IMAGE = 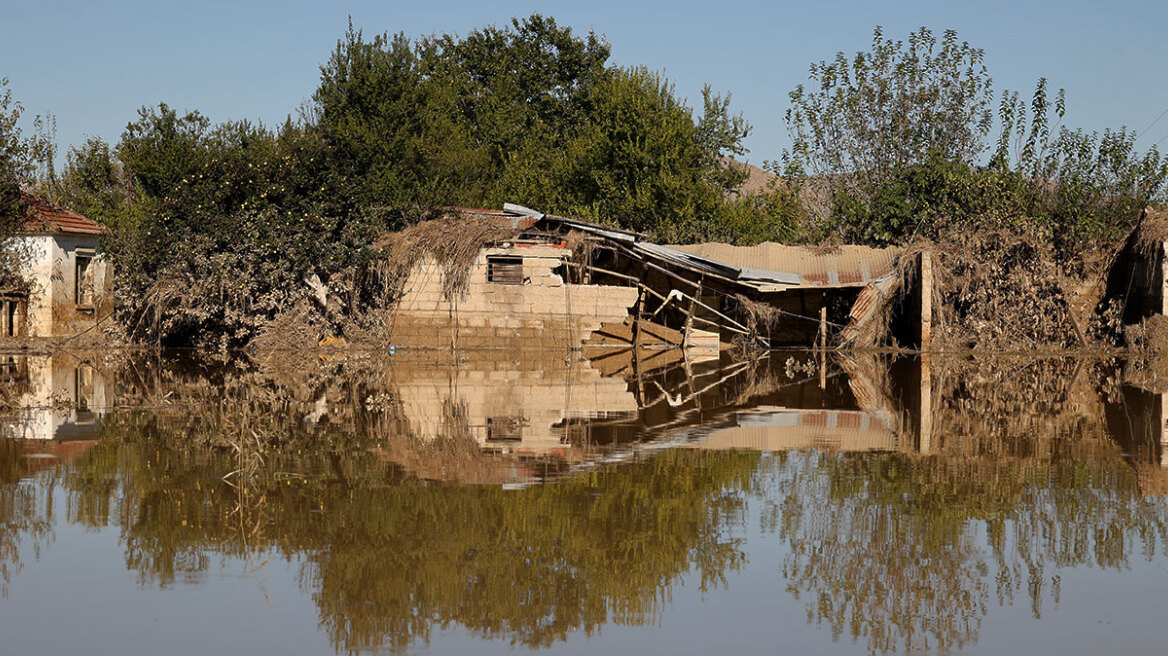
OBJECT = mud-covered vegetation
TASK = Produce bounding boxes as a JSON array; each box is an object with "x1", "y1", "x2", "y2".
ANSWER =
[{"x1": 4, "y1": 21, "x2": 1167, "y2": 349}]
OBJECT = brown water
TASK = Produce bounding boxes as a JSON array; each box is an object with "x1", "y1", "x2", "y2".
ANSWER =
[{"x1": 0, "y1": 349, "x2": 1166, "y2": 655}]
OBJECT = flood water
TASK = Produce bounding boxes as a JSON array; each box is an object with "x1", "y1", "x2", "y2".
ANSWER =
[{"x1": 1, "y1": 348, "x2": 1166, "y2": 655}]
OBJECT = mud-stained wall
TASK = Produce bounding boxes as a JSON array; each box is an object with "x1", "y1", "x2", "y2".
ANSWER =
[
  {"x1": 19, "y1": 235, "x2": 113, "y2": 337},
  {"x1": 391, "y1": 246, "x2": 640, "y2": 349},
  {"x1": 392, "y1": 356, "x2": 638, "y2": 456}
]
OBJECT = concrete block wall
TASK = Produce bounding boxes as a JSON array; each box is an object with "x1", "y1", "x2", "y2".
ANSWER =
[{"x1": 390, "y1": 246, "x2": 639, "y2": 349}]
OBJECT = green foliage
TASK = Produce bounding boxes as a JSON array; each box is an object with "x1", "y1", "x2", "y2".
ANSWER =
[
  {"x1": 50, "y1": 137, "x2": 127, "y2": 225},
  {"x1": 312, "y1": 15, "x2": 751, "y2": 236},
  {"x1": 558, "y1": 68, "x2": 737, "y2": 236},
  {"x1": 784, "y1": 27, "x2": 1168, "y2": 246},
  {"x1": 697, "y1": 180, "x2": 805, "y2": 245},
  {"x1": 104, "y1": 104, "x2": 381, "y2": 346},
  {"x1": 0, "y1": 78, "x2": 58, "y2": 288},
  {"x1": 0, "y1": 79, "x2": 30, "y2": 223},
  {"x1": 1, "y1": 80, "x2": 58, "y2": 229},
  {"x1": 827, "y1": 150, "x2": 1030, "y2": 244},
  {"x1": 786, "y1": 27, "x2": 994, "y2": 182}
]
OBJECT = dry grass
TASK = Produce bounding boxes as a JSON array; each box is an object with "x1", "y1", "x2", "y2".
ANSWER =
[{"x1": 368, "y1": 216, "x2": 525, "y2": 301}]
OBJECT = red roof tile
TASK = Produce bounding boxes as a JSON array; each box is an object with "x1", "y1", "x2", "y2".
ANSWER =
[{"x1": 19, "y1": 193, "x2": 104, "y2": 236}]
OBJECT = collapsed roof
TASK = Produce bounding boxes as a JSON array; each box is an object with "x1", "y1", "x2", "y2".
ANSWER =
[{"x1": 527, "y1": 213, "x2": 900, "y2": 292}]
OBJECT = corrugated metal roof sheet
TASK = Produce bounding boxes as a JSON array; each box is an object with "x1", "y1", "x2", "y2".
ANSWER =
[
  {"x1": 532, "y1": 216, "x2": 802, "y2": 286},
  {"x1": 668, "y1": 242, "x2": 900, "y2": 287},
  {"x1": 537, "y1": 215, "x2": 640, "y2": 243},
  {"x1": 839, "y1": 274, "x2": 898, "y2": 345},
  {"x1": 19, "y1": 194, "x2": 104, "y2": 236}
]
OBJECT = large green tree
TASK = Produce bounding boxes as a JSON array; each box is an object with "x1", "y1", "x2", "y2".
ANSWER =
[
  {"x1": 52, "y1": 14, "x2": 769, "y2": 347},
  {"x1": 312, "y1": 14, "x2": 753, "y2": 234}
]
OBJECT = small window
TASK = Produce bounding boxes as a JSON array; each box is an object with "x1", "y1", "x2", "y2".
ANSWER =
[
  {"x1": 75, "y1": 254, "x2": 95, "y2": 307},
  {"x1": 486, "y1": 416, "x2": 525, "y2": 442},
  {"x1": 487, "y1": 256, "x2": 524, "y2": 285}
]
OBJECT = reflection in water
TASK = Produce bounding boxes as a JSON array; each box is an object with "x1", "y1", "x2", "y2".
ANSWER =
[
  {"x1": 760, "y1": 355, "x2": 1168, "y2": 654},
  {"x1": 767, "y1": 452, "x2": 1168, "y2": 653},
  {"x1": 63, "y1": 440, "x2": 759, "y2": 652},
  {"x1": 0, "y1": 350, "x2": 1167, "y2": 654}
]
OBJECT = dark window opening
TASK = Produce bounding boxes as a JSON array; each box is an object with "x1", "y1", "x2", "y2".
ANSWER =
[
  {"x1": 486, "y1": 416, "x2": 525, "y2": 442},
  {"x1": 1, "y1": 298, "x2": 25, "y2": 337},
  {"x1": 75, "y1": 254, "x2": 95, "y2": 307},
  {"x1": 487, "y1": 256, "x2": 524, "y2": 285}
]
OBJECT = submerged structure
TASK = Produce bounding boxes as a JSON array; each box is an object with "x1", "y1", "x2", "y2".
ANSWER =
[{"x1": 385, "y1": 205, "x2": 931, "y2": 352}]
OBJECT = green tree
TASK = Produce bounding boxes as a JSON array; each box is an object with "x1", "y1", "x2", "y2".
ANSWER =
[
  {"x1": 312, "y1": 15, "x2": 752, "y2": 238},
  {"x1": 784, "y1": 27, "x2": 1168, "y2": 245},
  {"x1": 995, "y1": 80, "x2": 1168, "y2": 239},
  {"x1": 785, "y1": 27, "x2": 993, "y2": 183},
  {"x1": 0, "y1": 78, "x2": 56, "y2": 287},
  {"x1": 49, "y1": 137, "x2": 127, "y2": 225}
]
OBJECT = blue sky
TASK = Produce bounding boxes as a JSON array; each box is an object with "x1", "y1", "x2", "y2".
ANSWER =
[{"x1": 4, "y1": 0, "x2": 1168, "y2": 167}]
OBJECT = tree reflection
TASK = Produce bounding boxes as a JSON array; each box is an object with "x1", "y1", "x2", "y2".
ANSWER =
[
  {"x1": 766, "y1": 451, "x2": 1168, "y2": 654},
  {"x1": 60, "y1": 426, "x2": 759, "y2": 653},
  {"x1": 0, "y1": 440, "x2": 55, "y2": 597}
]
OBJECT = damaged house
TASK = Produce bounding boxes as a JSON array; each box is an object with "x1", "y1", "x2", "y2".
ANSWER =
[
  {"x1": 2, "y1": 194, "x2": 112, "y2": 337},
  {"x1": 385, "y1": 207, "x2": 640, "y2": 350},
  {"x1": 382, "y1": 204, "x2": 930, "y2": 352}
]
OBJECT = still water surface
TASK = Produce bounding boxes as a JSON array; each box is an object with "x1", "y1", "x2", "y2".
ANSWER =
[{"x1": 0, "y1": 349, "x2": 1165, "y2": 655}]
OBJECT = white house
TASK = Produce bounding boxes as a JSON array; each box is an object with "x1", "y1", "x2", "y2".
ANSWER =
[{"x1": 2, "y1": 194, "x2": 112, "y2": 337}]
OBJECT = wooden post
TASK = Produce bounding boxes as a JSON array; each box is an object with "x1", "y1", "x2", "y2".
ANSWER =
[
  {"x1": 1161, "y1": 241, "x2": 1168, "y2": 317},
  {"x1": 818, "y1": 305, "x2": 827, "y2": 352},
  {"x1": 920, "y1": 250, "x2": 933, "y2": 352},
  {"x1": 919, "y1": 353, "x2": 933, "y2": 454},
  {"x1": 682, "y1": 285, "x2": 698, "y2": 349},
  {"x1": 818, "y1": 305, "x2": 827, "y2": 389},
  {"x1": 1160, "y1": 389, "x2": 1168, "y2": 468}
]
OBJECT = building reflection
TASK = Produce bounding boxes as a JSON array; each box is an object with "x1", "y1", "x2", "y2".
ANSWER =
[
  {"x1": 0, "y1": 349, "x2": 1166, "y2": 488},
  {"x1": 0, "y1": 354, "x2": 109, "y2": 484}
]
